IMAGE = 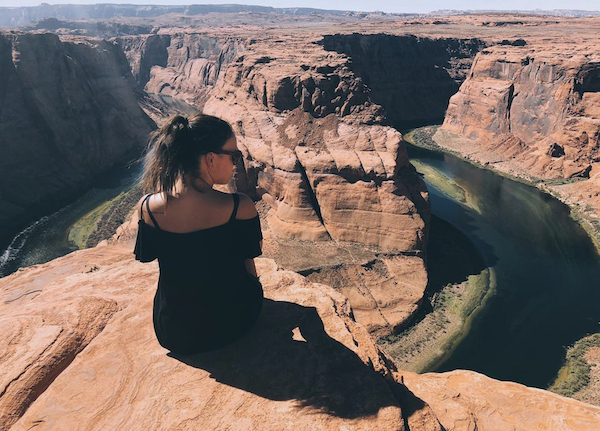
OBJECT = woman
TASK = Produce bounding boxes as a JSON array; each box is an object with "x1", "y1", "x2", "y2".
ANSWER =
[{"x1": 134, "y1": 113, "x2": 263, "y2": 355}]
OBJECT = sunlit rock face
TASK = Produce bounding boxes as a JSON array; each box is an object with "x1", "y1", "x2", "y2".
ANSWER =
[
  {"x1": 118, "y1": 29, "x2": 430, "y2": 335},
  {"x1": 202, "y1": 36, "x2": 429, "y2": 252},
  {"x1": 116, "y1": 32, "x2": 244, "y2": 107},
  {"x1": 1, "y1": 244, "x2": 599, "y2": 431},
  {"x1": 0, "y1": 32, "x2": 154, "y2": 241},
  {"x1": 199, "y1": 35, "x2": 430, "y2": 335},
  {"x1": 442, "y1": 44, "x2": 600, "y2": 180}
]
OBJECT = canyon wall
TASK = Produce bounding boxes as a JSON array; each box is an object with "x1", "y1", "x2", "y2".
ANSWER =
[
  {"x1": 0, "y1": 32, "x2": 154, "y2": 241},
  {"x1": 321, "y1": 34, "x2": 486, "y2": 129},
  {"x1": 202, "y1": 36, "x2": 429, "y2": 249},
  {"x1": 201, "y1": 34, "x2": 430, "y2": 335},
  {"x1": 115, "y1": 32, "x2": 244, "y2": 106},
  {"x1": 442, "y1": 44, "x2": 600, "y2": 180},
  {"x1": 2, "y1": 15, "x2": 600, "y2": 431}
]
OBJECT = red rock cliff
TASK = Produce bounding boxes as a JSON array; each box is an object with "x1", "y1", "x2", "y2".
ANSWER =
[{"x1": 442, "y1": 44, "x2": 600, "y2": 179}]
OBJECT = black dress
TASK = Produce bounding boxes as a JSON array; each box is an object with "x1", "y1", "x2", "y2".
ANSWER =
[{"x1": 133, "y1": 193, "x2": 264, "y2": 355}]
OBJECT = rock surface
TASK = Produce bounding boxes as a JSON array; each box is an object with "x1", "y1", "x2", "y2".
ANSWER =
[
  {"x1": 442, "y1": 44, "x2": 600, "y2": 180},
  {"x1": 321, "y1": 34, "x2": 486, "y2": 129},
  {"x1": 0, "y1": 246, "x2": 417, "y2": 431},
  {"x1": 401, "y1": 369, "x2": 600, "y2": 431},
  {"x1": 1, "y1": 244, "x2": 599, "y2": 430},
  {"x1": 116, "y1": 32, "x2": 244, "y2": 106},
  {"x1": 0, "y1": 32, "x2": 154, "y2": 241}
]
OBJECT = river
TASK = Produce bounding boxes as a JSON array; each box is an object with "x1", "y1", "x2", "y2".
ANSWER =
[
  {"x1": 0, "y1": 162, "x2": 141, "y2": 278},
  {"x1": 405, "y1": 129, "x2": 600, "y2": 389}
]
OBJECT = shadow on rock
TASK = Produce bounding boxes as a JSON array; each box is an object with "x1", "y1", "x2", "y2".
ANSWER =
[{"x1": 169, "y1": 299, "x2": 404, "y2": 419}]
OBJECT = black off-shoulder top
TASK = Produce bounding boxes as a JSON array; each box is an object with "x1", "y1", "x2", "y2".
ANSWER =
[{"x1": 133, "y1": 193, "x2": 264, "y2": 354}]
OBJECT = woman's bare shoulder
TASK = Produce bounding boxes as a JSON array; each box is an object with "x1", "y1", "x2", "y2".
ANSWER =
[
  {"x1": 137, "y1": 193, "x2": 167, "y2": 220},
  {"x1": 236, "y1": 193, "x2": 258, "y2": 220}
]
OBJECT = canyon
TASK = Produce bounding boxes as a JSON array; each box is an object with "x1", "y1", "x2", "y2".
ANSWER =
[
  {"x1": 0, "y1": 32, "x2": 154, "y2": 241},
  {"x1": 1, "y1": 9, "x2": 600, "y2": 430}
]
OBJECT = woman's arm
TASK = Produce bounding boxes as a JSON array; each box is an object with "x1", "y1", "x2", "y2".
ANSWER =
[
  {"x1": 244, "y1": 259, "x2": 258, "y2": 278},
  {"x1": 244, "y1": 240, "x2": 263, "y2": 278}
]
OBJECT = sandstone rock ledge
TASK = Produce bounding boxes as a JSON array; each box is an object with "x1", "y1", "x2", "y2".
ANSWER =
[{"x1": 1, "y1": 245, "x2": 599, "y2": 430}]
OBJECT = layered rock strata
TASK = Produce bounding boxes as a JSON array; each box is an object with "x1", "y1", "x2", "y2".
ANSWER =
[
  {"x1": 442, "y1": 44, "x2": 600, "y2": 180},
  {"x1": 113, "y1": 29, "x2": 431, "y2": 335},
  {"x1": 115, "y1": 32, "x2": 244, "y2": 106},
  {"x1": 198, "y1": 34, "x2": 430, "y2": 335},
  {"x1": 1, "y1": 244, "x2": 599, "y2": 430},
  {"x1": 0, "y1": 32, "x2": 154, "y2": 241}
]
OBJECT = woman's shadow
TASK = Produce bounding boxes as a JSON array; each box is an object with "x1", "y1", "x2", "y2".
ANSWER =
[{"x1": 168, "y1": 298, "x2": 414, "y2": 419}]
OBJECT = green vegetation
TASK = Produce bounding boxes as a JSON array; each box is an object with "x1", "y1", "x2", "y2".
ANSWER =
[
  {"x1": 377, "y1": 211, "x2": 496, "y2": 374},
  {"x1": 68, "y1": 184, "x2": 142, "y2": 248},
  {"x1": 403, "y1": 126, "x2": 442, "y2": 151},
  {"x1": 378, "y1": 268, "x2": 495, "y2": 373},
  {"x1": 410, "y1": 160, "x2": 467, "y2": 203},
  {"x1": 568, "y1": 206, "x2": 600, "y2": 255},
  {"x1": 549, "y1": 334, "x2": 600, "y2": 396},
  {"x1": 69, "y1": 193, "x2": 123, "y2": 248}
]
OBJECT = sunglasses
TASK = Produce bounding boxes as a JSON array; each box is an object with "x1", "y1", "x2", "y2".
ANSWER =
[{"x1": 213, "y1": 149, "x2": 243, "y2": 164}]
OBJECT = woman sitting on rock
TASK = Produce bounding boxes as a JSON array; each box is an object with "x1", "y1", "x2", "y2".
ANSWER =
[{"x1": 134, "y1": 113, "x2": 263, "y2": 355}]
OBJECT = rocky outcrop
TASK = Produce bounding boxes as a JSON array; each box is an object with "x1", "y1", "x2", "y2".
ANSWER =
[
  {"x1": 1, "y1": 244, "x2": 599, "y2": 430},
  {"x1": 0, "y1": 32, "x2": 154, "y2": 242},
  {"x1": 442, "y1": 44, "x2": 600, "y2": 180},
  {"x1": 81, "y1": 29, "x2": 431, "y2": 336},
  {"x1": 114, "y1": 34, "x2": 170, "y2": 86},
  {"x1": 0, "y1": 246, "x2": 424, "y2": 431},
  {"x1": 116, "y1": 32, "x2": 244, "y2": 107},
  {"x1": 202, "y1": 35, "x2": 428, "y2": 251},
  {"x1": 198, "y1": 35, "x2": 429, "y2": 334},
  {"x1": 321, "y1": 34, "x2": 486, "y2": 129},
  {"x1": 401, "y1": 369, "x2": 600, "y2": 431}
]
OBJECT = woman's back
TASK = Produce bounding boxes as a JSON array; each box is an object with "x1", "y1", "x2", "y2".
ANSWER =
[
  {"x1": 133, "y1": 113, "x2": 264, "y2": 355},
  {"x1": 135, "y1": 192, "x2": 264, "y2": 355},
  {"x1": 139, "y1": 189, "x2": 258, "y2": 233}
]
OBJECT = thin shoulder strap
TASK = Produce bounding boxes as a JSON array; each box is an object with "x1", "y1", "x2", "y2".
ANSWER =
[
  {"x1": 140, "y1": 194, "x2": 151, "y2": 217},
  {"x1": 145, "y1": 194, "x2": 162, "y2": 231},
  {"x1": 228, "y1": 193, "x2": 240, "y2": 223}
]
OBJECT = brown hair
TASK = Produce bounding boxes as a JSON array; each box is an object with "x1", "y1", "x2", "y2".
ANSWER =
[{"x1": 141, "y1": 113, "x2": 234, "y2": 196}]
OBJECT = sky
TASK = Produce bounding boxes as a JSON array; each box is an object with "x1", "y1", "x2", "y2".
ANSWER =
[{"x1": 0, "y1": 0, "x2": 599, "y2": 14}]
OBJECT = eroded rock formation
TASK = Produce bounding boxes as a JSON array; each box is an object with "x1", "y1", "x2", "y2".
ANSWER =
[
  {"x1": 1, "y1": 244, "x2": 598, "y2": 430},
  {"x1": 442, "y1": 44, "x2": 600, "y2": 180},
  {"x1": 113, "y1": 28, "x2": 432, "y2": 335},
  {"x1": 200, "y1": 35, "x2": 430, "y2": 335},
  {"x1": 5, "y1": 14, "x2": 600, "y2": 429},
  {"x1": 0, "y1": 32, "x2": 154, "y2": 241},
  {"x1": 116, "y1": 32, "x2": 244, "y2": 106}
]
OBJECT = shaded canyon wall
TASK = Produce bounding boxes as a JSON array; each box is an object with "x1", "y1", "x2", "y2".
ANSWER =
[
  {"x1": 0, "y1": 32, "x2": 154, "y2": 241},
  {"x1": 321, "y1": 33, "x2": 486, "y2": 129}
]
